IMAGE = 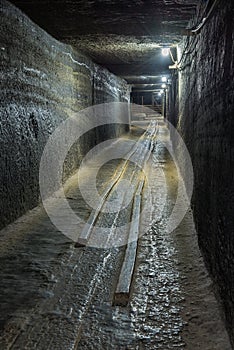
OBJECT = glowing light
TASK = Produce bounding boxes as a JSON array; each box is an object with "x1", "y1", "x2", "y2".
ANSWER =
[
  {"x1": 161, "y1": 83, "x2": 166, "y2": 89},
  {"x1": 160, "y1": 90, "x2": 164, "y2": 94},
  {"x1": 162, "y1": 48, "x2": 170, "y2": 56},
  {"x1": 162, "y1": 76, "x2": 167, "y2": 82}
]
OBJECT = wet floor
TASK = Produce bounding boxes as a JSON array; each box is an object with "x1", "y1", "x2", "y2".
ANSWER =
[{"x1": 0, "y1": 117, "x2": 231, "y2": 349}]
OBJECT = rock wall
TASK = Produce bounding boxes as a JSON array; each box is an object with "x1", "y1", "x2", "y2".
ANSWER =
[
  {"x1": 0, "y1": 0, "x2": 130, "y2": 229},
  {"x1": 168, "y1": 0, "x2": 234, "y2": 344}
]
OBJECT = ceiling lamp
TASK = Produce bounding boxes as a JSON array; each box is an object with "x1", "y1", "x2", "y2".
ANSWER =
[
  {"x1": 161, "y1": 48, "x2": 170, "y2": 56},
  {"x1": 161, "y1": 83, "x2": 167, "y2": 89},
  {"x1": 162, "y1": 76, "x2": 167, "y2": 82}
]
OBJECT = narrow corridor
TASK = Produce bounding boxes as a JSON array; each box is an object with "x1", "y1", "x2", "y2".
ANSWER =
[{"x1": 1, "y1": 0, "x2": 234, "y2": 348}]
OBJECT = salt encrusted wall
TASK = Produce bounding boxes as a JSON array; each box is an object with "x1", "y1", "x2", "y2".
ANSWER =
[
  {"x1": 168, "y1": 0, "x2": 234, "y2": 344},
  {"x1": 0, "y1": 0, "x2": 130, "y2": 229}
]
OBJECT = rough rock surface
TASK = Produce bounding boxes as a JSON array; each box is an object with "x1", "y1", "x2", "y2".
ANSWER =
[
  {"x1": 0, "y1": 0, "x2": 130, "y2": 229},
  {"x1": 168, "y1": 0, "x2": 234, "y2": 345},
  {"x1": 10, "y1": 0, "x2": 199, "y2": 82}
]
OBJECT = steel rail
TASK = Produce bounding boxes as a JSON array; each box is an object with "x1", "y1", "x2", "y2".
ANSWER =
[{"x1": 75, "y1": 121, "x2": 158, "y2": 247}]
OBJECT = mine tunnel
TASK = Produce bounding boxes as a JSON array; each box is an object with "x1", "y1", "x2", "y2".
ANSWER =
[{"x1": 0, "y1": 0, "x2": 234, "y2": 348}]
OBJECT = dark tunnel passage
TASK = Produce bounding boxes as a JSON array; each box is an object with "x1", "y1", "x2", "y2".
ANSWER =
[{"x1": 0, "y1": 0, "x2": 234, "y2": 349}]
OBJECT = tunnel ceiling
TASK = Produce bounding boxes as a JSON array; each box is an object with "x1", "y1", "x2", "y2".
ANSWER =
[{"x1": 11, "y1": 0, "x2": 199, "y2": 87}]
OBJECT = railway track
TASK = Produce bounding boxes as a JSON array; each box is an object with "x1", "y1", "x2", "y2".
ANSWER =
[{"x1": 75, "y1": 120, "x2": 159, "y2": 306}]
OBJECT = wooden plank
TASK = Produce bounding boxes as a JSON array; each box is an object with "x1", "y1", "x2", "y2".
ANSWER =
[
  {"x1": 75, "y1": 171, "x2": 124, "y2": 247},
  {"x1": 75, "y1": 146, "x2": 137, "y2": 247},
  {"x1": 113, "y1": 184, "x2": 143, "y2": 306}
]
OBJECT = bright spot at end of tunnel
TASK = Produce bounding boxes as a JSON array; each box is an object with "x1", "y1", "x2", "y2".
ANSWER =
[{"x1": 161, "y1": 48, "x2": 170, "y2": 56}]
